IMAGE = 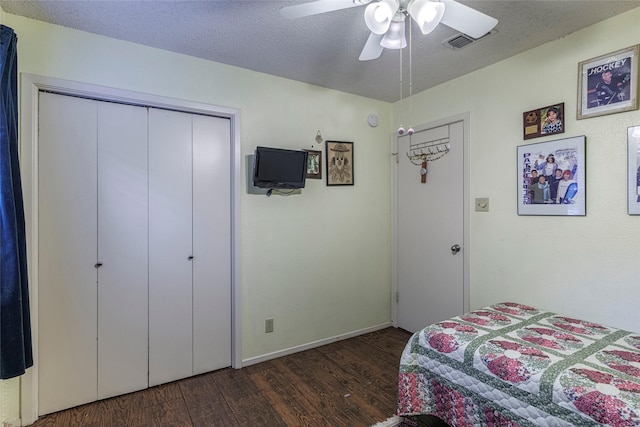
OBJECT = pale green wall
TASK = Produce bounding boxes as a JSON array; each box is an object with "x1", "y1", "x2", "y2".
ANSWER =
[
  {"x1": 395, "y1": 7, "x2": 640, "y2": 331},
  {"x1": 2, "y1": 6, "x2": 640, "y2": 425},
  {"x1": 7, "y1": 12, "x2": 394, "y2": 352},
  {"x1": 1, "y1": 12, "x2": 393, "y2": 423},
  {"x1": 0, "y1": 376, "x2": 19, "y2": 425}
]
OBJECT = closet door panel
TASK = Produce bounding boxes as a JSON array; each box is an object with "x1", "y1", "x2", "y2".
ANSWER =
[
  {"x1": 97, "y1": 102, "x2": 149, "y2": 399},
  {"x1": 38, "y1": 93, "x2": 98, "y2": 414},
  {"x1": 148, "y1": 108, "x2": 193, "y2": 386},
  {"x1": 192, "y1": 115, "x2": 232, "y2": 374}
]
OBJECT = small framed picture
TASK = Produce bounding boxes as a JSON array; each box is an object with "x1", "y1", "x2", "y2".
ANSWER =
[
  {"x1": 523, "y1": 103, "x2": 565, "y2": 139},
  {"x1": 305, "y1": 149, "x2": 322, "y2": 179},
  {"x1": 326, "y1": 141, "x2": 354, "y2": 186},
  {"x1": 517, "y1": 135, "x2": 586, "y2": 216},
  {"x1": 628, "y1": 125, "x2": 640, "y2": 215},
  {"x1": 577, "y1": 45, "x2": 639, "y2": 119}
]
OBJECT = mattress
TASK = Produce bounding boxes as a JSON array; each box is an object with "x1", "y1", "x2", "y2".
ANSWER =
[{"x1": 397, "y1": 302, "x2": 640, "y2": 426}]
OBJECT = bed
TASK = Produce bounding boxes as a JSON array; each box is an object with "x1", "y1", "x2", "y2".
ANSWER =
[{"x1": 397, "y1": 302, "x2": 640, "y2": 426}]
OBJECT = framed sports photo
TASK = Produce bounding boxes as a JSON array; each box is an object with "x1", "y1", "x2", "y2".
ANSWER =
[
  {"x1": 628, "y1": 125, "x2": 640, "y2": 215},
  {"x1": 523, "y1": 103, "x2": 565, "y2": 139},
  {"x1": 518, "y1": 136, "x2": 586, "y2": 216},
  {"x1": 577, "y1": 45, "x2": 638, "y2": 119}
]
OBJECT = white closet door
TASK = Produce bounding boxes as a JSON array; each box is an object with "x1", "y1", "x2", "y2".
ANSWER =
[
  {"x1": 97, "y1": 102, "x2": 149, "y2": 399},
  {"x1": 192, "y1": 114, "x2": 232, "y2": 374},
  {"x1": 148, "y1": 108, "x2": 194, "y2": 386},
  {"x1": 38, "y1": 93, "x2": 98, "y2": 415}
]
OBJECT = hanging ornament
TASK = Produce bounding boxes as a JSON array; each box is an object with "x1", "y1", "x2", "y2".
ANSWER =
[
  {"x1": 397, "y1": 126, "x2": 406, "y2": 135},
  {"x1": 407, "y1": 126, "x2": 415, "y2": 135},
  {"x1": 420, "y1": 156, "x2": 427, "y2": 184}
]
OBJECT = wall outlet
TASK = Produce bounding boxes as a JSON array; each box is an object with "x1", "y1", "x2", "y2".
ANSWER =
[{"x1": 265, "y1": 318, "x2": 274, "y2": 333}]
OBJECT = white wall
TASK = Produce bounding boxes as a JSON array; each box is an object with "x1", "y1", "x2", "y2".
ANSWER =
[
  {"x1": 395, "y1": 7, "x2": 640, "y2": 332},
  {"x1": 0, "y1": 12, "x2": 393, "y2": 423}
]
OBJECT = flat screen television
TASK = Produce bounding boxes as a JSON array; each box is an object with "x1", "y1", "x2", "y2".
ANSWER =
[{"x1": 252, "y1": 146, "x2": 308, "y2": 189}]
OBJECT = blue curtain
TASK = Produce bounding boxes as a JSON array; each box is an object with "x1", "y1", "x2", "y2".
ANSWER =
[{"x1": 0, "y1": 24, "x2": 32, "y2": 380}]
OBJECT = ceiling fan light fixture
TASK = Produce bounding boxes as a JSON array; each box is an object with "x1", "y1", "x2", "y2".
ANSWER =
[
  {"x1": 380, "y1": 17, "x2": 406, "y2": 49},
  {"x1": 364, "y1": 0, "x2": 399, "y2": 34},
  {"x1": 408, "y1": 0, "x2": 445, "y2": 34}
]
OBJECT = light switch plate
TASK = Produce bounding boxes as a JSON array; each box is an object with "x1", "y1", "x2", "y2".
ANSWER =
[{"x1": 475, "y1": 197, "x2": 489, "y2": 212}]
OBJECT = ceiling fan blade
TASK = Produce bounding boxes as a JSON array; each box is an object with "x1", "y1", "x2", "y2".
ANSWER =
[
  {"x1": 280, "y1": 0, "x2": 364, "y2": 19},
  {"x1": 359, "y1": 32, "x2": 384, "y2": 61},
  {"x1": 439, "y1": 0, "x2": 498, "y2": 39}
]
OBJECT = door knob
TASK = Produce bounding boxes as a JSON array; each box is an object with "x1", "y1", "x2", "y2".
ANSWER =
[
  {"x1": 450, "y1": 244, "x2": 461, "y2": 255},
  {"x1": 94, "y1": 262, "x2": 103, "y2": 268},
  {"x1": 188, "y1": 255, "x2": 194, "y2": 260}
]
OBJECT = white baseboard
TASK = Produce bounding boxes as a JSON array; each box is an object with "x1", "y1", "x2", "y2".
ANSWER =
[{"x1": 241, "y1": 322, "x2": 393, "y2": 367}]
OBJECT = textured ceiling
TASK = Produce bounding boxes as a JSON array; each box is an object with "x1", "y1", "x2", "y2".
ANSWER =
[{"x1": 1, "y1": 0, "x2": 639, "y2": 102}]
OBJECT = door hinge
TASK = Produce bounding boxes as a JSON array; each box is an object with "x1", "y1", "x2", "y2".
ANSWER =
[{"x1": 395, "y1": 292, "x2": 399, "y2": 303}]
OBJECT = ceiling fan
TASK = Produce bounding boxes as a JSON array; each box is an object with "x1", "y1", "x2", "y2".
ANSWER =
[{"x1": 280, "y1": 0, "x2": 498, "y2": 61}]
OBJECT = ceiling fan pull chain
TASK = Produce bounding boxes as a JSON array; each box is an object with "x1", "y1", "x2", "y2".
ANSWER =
[{"x1": 408, "y1": 14, "x2": 414, "y2": 135}]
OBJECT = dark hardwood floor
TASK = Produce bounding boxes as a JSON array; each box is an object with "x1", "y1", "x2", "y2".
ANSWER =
[{"x1": 31, "y1": 327, "x2": 414, "y2": 427}]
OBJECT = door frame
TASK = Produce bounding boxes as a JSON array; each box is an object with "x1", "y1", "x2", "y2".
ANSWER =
[
  {"x1": 19, "y1": 73, "x2": 242, "y2": 425},
  {"x1": 391, "y1": 112, "x2": 471, "y2": 328}
]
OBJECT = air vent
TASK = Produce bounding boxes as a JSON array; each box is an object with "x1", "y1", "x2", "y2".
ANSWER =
[{"x1": 444, "y1": 30, "x2": 496, "y2": 50}]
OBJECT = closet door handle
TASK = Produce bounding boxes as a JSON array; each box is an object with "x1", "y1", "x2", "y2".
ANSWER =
[
  {"x1": 94, "y1": 262, "x2": 103, "y2": 268},
  {"x1": 187, "y1": 255, "x2": 194, "y2": 261}
]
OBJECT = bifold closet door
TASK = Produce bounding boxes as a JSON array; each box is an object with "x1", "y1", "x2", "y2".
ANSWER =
[
  {"x1": 38, "y1": 93, "x2": 149, "y2": 414},
  {"x1": 148, "y1": 109, "x2": 232, "y2": 386},
  {"x1": 38, "y1": 93, "x2": 99, "y2": 415},
  {"x1": 148, "y1": 109, "x2": 194, "y2": 386},
  {"x1": 192, "y1": 114, "x2": 232, "y2": 374},
  {"x1": 96, "y1": 102, "x2": 149, "y2": 400}
]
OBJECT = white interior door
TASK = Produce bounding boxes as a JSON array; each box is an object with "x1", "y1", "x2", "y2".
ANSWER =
[
  {"x1": 97, "y1": 102, "x2": 149, "y2": 399},
  {"x1": 192, "y1": 114, "x2": 232, "y2": 374},
  {"x1": 148, "y1": 108, "x2": 194, "y2": 386},
  {"x1": 38, "y1": 93, "x2": 98, "y2": 414},
  {"x1": 395, "y1": 120, "x2": 466, "y2": 332}
]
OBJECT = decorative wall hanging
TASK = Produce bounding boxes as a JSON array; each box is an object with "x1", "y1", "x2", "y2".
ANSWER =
[
  {"x1": 326, "y1": 141, "x2": 354, "y2": 186},
  {"x1": 577, "y1": 44, "x2": 638, "y2": 119},
  {"x1": 628, "y1": 125, "x2": 640, "y2": 215},
  {"x1": 522, "y1": 102, "x2": 565, "y2": 139},
  {"x1": 517, "y1": 136, "x2": 586, "y2": 216},
  {"x1": 305, "y1": 149, "x2": 322, "y2": 179},
  {"x1": 405, "y1": 130, "x2": 450, "y2": 184}
]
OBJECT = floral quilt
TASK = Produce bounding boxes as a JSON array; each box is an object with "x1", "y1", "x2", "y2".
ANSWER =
[{"x1": 398, "y1": 302, "x2": 640, "y2": 426}]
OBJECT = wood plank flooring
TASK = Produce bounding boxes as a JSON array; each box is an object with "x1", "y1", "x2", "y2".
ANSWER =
[{"x1": 31, "y1": 327, "x2": 413, "y2": 427}]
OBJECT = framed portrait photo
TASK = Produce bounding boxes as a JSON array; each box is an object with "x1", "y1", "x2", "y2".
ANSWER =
[
  {"x1": 326, "y1": 141, "x2": 354, "y2": 186},
  {"x1": 628, "y1": 125, "x2": 640, "y2": 215},
  {"x1": 305, "y1": 149, "x2": 322, "y2": 179},
  {"x1": 517, "y1": 135, "x2": 586, "y2": 216},
  {"x1": 523, "y1": 102, "x2": 565, "y2": 139},
  {"x1": 577, "y1": 45, "x2": 639, "y2": 119}
]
